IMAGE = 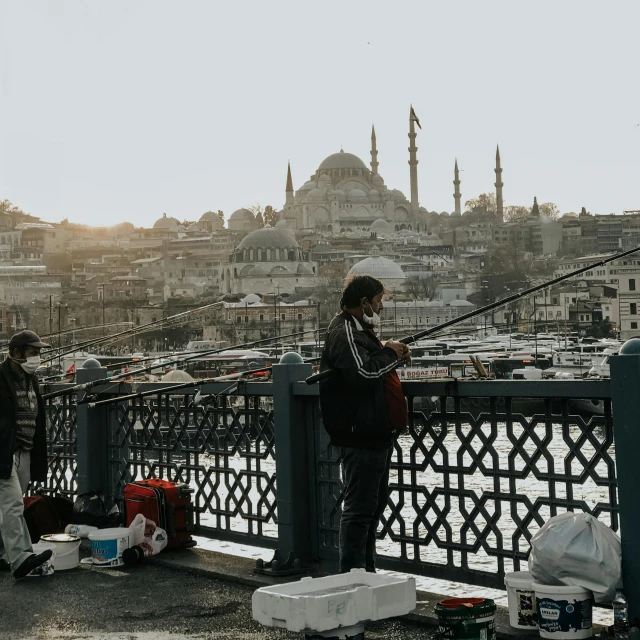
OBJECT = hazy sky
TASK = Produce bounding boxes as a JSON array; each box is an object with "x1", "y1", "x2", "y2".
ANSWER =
[{"x1": 1, "y1": 1, "x2": 639, "y2": 228}]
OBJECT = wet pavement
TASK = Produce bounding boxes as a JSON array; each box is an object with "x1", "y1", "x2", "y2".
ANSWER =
[{"x1": 0, "y1": 561, "x2": 434, "y2": 640}]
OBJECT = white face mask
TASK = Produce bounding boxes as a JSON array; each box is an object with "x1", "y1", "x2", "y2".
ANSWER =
[
  {"x1": 362, "y1": 303, "x2": 381, "y2": 328},
  {"x1": 18, "y1": 356, "x2": 41, "y2": 375}
]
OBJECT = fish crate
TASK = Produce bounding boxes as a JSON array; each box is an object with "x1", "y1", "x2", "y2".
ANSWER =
[{"x1": 252, "y1": 569, "x2": 416, "y2": 633}]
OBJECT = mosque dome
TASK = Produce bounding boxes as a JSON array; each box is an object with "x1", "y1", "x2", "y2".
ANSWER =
[
  {"x1": 318, "y1": 174, "x2": 332, "y2": 185},
  {"x1": 297, "y1": 263, "x2": 314, "y2": 275},
  {"x1": 242, "y1": 293, "x2": 261, "y2": 304},
  {"x1": 162, "y1": 369, "x2": 194, "y2": 383},
  {"x1": 370, "y1": 218, "x2": 391, "y2": 231},
  {"x1": 348, "y1": 188, "x2": 367, "y2": 199},
  {"x1": 308, "y1": 188, "x2": 326, "y2": 200},
  {"x1": 298, "y1": 180, "x2": 316, "y2": 192},
  {"x1": 347, "y1": 256, "x2": 406, "y2": 282},
  {"x1": 369, "y1": 189, "x2": 380, "y2": 197},
  {"x1": 254, "y1": 265, "x2": 273, "y2": 276},
  {"x1": 318, "y1": 150, "x2": 367, "y2": 171},
  {"x1": 371, "y1": 174, "x2": 384, "y2": 187},
  {"x1": 390, "y1": 189, "x2": 407, "y2": 200},
  {"x1": 153, "y1": 213, "x2": 180, "y2": 230},
  {"x1": 229, "y1": 208, "x2": 255, "y2": 220},
  {"x1": 275, "y1": 219, "x2": 289, "y2": 229},
  {"x1": 238, "y1": 227, "x2": 300, "y2": 250},
  {"x1": 200, "y1": 211, "x2": 221, "y2": 222}
]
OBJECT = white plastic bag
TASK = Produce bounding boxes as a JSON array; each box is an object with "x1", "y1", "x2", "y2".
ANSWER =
[
  {"x1": 127, "y1": 513, "x2": 168, "y2": 557},
  {"x1": 528, "y1": 512, "x2": 622, "y2": 603}
]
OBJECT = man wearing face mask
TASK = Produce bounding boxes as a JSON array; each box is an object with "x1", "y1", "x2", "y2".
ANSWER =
[
  {"x1": 0, "y1": 330, "x2": 54, "y2": 578},
  {"x1": 319, "y1": 275, "x2": 410, "y2": 573}
]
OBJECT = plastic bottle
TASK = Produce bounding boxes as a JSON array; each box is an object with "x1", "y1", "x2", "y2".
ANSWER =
[{"x1": 614, "y1": 590, "x2": 629, "y2": 640}]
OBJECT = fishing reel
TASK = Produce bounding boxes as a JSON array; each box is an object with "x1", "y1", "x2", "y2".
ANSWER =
[{"x1": 189, "y1": 382, "x2": 239, "y2": 408}]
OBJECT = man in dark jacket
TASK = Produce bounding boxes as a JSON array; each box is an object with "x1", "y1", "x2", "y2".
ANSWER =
[
  {"x1": 0, "y1": 330, "x2": 54, "y2": 578},
  {"x1": 319, "y1": 275, "x2": 410, "y2": 573}
]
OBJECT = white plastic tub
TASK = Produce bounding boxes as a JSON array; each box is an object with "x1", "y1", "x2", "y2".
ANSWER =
[
  {"x1": 88, "y1": 527, "x2": 131, "y2": 567},
  {"x1": 533, "y1": 582, "x2": 593, "y2": 639},
  {"x1": 504, "y1": 571, "x2": 537, "y2": 629},
  {"x1": 252, "y1": 568, "x2": 416, "y2": 634},
  {"x1": 40, "y1": 533, "x2": 80, "y2": 571}
]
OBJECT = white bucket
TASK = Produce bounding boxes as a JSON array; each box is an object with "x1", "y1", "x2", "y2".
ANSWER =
[
  {"x1": 39, "y1": 534, "x2": 81, "y2": 571},
  {"x1": 32, "y1": 541, "x2": 56, "y2": 575},
  {"x1": 88, "y1": 527, "x2": 131, "y2": 567},
  {"x1": 504, "y1": 571, "x2": 537, "y2": 629},
  {"x1": 533, "y1": 582, "x2": 593, "y2": 639}
]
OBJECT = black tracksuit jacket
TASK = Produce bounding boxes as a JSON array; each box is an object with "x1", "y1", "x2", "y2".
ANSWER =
[{"x1": 319, "y1": 311, "x2": 399, "y2": 450}]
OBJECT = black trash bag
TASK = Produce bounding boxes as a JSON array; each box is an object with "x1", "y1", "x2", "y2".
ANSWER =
[{"x1": 72, "y1": 492, "x2": 121, "y2": 528}]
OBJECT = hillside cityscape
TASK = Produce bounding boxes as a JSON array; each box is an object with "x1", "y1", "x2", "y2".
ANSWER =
[{"x1": 0, "y1": 113, "x2": 637, "y2": 353}]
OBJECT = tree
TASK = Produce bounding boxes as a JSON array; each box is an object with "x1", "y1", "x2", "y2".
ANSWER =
[
  {"x1": 249, "y1": 204, "x2": 279, "y2": 228},
  {"x1": 504, "y1": 205, "x2": 530, "y2": 222},
  {"x1": 404, "y1": 276, "x2": 422, "y2": 299},
  {"x1": 485, "y1": 238, "x2": 533, "y2": 280},
  {"x1": 586, "y1": 319, "x2": 614, "y2": 339},
  {"x1": 0, "y1": 199, "x2": 28, "y2": 217},
  {"x1": 263, "y1": 205, "x2": 279, "y2": 227},
  {"x1": 538, "y1": 202, "x2": 559, "y2": 219},
  {"x1": 465, "y1": 193, "x2": 496, "y2": 215}
]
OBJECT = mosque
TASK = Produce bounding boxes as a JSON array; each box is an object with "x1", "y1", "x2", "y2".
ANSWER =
[
  {"x1": 280, "y1": 109, "x2": 430, "y2": 234},
  {"x1": 221, "y1": 226, "x2": 317, "y2": 295}
]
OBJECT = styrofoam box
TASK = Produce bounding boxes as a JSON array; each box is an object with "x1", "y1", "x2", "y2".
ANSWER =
[{"x1": 252, "y1": 569, "x2": 416, "y2": 633}]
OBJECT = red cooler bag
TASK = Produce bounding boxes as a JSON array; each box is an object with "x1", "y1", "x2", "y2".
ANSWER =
[{"x1": 124, "y1": 479, "x2": 196, "y2": 550}]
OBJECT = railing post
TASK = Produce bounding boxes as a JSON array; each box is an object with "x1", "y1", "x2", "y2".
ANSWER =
[
  {"x1": 75, "y1": 365, "x2": 111, "y2": 497},
  {"x1": 270, "y1": 357, "x2": 314, "y2": 571},
  {"x1": 610, "y1": 353, "x2": 640, "y2": 620}
]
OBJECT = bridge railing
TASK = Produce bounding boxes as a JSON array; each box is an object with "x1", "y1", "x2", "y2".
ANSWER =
[
  {"x1": 41, "y1": 365, "x2": 626, "y2": 595},
  {"x1": 296, "y1": 377, "x2": 616, "y2": 589}
]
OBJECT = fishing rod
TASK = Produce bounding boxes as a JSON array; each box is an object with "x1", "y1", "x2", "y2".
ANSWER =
[
  {"x1": 40, "y1": 301, "x2": 226, "y2": 363},
  {"x1": 77, "y1": 357, "x2": 321, "y2": 408},
  {"x1": 306, "y1": 244, "x2": 640, "y2": 384},
  {"x1": 0, "y1": 322, "x2": 134, "y2": 351},
  {"x1": 40, "y1": 319, "x2": 508, "y2": 383},
  {"x1": 41, "y1": 327, "x2": 321, "y2": 400}
]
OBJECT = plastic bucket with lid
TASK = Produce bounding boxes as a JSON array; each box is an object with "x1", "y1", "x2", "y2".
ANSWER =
[
  {"x1": 88, "y1": 527, "x2": 131, "y2": 567},
  {"x1": 504, "y1": 571, "x2": 537, "y2": 629},
  {"x1": 435, "y1": 597, "x2": 497, "y2": 640},
  {"x1": 40, "y1": 533, "x2": 80, "y2": 571},
  {"x1": 533, "y1": 582, "x2": 593, "y2": 639}
]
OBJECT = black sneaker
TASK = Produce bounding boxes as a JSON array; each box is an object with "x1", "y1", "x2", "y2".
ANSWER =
[
  {"x1": 0, "y1": 559, "x2": 10, "y2": 572},
  {"x1": 13, "y1": 550, "x2": 53, "y2": 580}
]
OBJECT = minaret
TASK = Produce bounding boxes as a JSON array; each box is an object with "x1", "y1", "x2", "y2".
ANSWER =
[
  {"x1": 453, "y1": 158, "x2": 461, "y2": 215},
  {"x1": 285, "y1": 161, "x2": 294, "y2": 204},
  {"x1": 494, "y1": 145, "x2": 504, "y2": 222},
  {"x1": 408, "y1": 106, "x2": 420, "y2": 215},
  {"x1": 531, "y1": 196, "x2": 540, "y2": 216},
  {"x1": 370, "y1": 125, "x2": 379, "y2": 176}
]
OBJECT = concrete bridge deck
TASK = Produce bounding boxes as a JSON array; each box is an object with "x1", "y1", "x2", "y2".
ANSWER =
[
  {"x1": 0, "y1": 548, "x2": 439, "y2": 640},
  {"x1": 0, "y1": 545, "x2": 553, "y2": 640}
]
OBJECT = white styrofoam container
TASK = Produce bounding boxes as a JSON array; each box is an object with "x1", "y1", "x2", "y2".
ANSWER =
[{"x1": 252, "y1": 569, "x2": 416, "y2": 633}]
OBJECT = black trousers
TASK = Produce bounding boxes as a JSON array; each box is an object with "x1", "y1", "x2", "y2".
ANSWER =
[{"x1": 339, "y1": 445, "x2": 393, "y2": 573}]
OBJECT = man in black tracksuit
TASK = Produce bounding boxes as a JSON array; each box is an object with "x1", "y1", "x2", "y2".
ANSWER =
[{"x1": 319, "y1": 276, "x2": 410, "y2": 573}]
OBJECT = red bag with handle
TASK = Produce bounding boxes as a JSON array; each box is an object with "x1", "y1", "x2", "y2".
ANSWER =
[{"x1": 123, "y1": 479, "x2": 196, "y2": 550}]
